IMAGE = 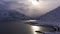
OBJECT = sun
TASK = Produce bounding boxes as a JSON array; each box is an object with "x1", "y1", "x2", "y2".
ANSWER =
[
  {"x1": 27, "y1": 0, "x2": 40, "y2": 6},
  {"x1": 32, "y1": 0, "x2": 39, "y2": 5}
]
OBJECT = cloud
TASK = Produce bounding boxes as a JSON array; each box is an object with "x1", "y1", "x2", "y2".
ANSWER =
[{"x1": 0, "y1": 0, "x2": 60, "y2": 18}]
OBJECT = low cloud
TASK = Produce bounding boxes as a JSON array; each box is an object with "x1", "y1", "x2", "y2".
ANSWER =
[{"x1": 0, "y1": 0, "x2": 60, "y2": 18}]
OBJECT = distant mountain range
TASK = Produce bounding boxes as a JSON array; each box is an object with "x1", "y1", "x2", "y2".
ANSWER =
[{"x1": 0, "y1": 4, "x2": 60, "y2": 22}]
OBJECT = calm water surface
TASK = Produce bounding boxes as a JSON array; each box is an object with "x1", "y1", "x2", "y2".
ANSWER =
[{"x1": 0, "y1": 20, "x2": 59, "y2": 34}]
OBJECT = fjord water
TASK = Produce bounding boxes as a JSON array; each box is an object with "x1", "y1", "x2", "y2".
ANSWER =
[
  {"x1": 0, "y1": 21, "x2": 33, "y2": 34},
  {"x1": 0, "y1": 20, "x2": 44, "y2": 34},
  {"x1": 0, "y1": 20, "x2": 59, "y2": 34}
]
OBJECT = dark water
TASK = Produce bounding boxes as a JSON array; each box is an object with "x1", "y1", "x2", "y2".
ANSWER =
[
  {"x1": 0, "y1": 20, "x2": 35, "y2": 34},
  {"x1": 0, "y1": 21, "x2": 33, "y2": 34},
  {"x1": 0, "y1": 20, "x2": 59, "y2": 34}
]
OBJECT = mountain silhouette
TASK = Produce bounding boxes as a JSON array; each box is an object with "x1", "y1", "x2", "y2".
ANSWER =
[{"x1": 39, "y1": 6, "x2": 60, "y2": 22}]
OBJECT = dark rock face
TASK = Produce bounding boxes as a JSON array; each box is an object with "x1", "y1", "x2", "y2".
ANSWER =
[
  {"x1": 0, "y1": 10, "x2": 31, "y2": 21},
  {"x1": 39, "y1": 7, "x2": 60, "y2": 22}
]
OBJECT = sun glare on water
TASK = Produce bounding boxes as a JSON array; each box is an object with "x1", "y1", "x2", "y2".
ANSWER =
[{"x1": 32, "y1": 26, "x2": 40, "y2": 34}]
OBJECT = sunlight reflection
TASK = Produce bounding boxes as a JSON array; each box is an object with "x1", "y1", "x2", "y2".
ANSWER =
[
  {"x1": 32, "y1": 26, "x2": 41, "y2": 34},
  {"x1": 25, "y1": 20, "x2": 37, "y2": 22}
]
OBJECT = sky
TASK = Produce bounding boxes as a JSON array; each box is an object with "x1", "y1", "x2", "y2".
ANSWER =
[
  {"x1": 0, "y1": 0, "x2": 60, "y2": 17},
  {"x1": 10, "y1": 0, "x2": 60, "y2": 17}
]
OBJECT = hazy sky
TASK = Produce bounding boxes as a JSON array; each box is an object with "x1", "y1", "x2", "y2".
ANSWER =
[
  {"x1": 0, "y1": 0, "x2": 60, "y2": 18},
  {"x1": 8, "y1": 0, "x2": 60, "y2": 17}
]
